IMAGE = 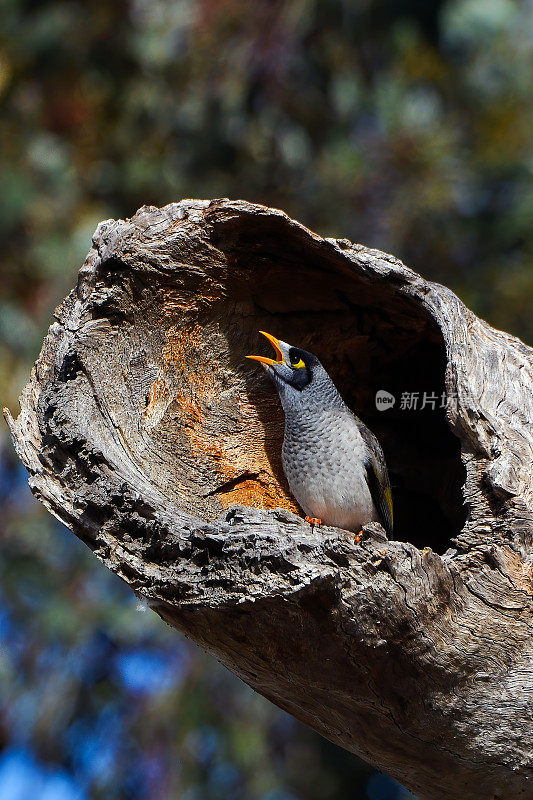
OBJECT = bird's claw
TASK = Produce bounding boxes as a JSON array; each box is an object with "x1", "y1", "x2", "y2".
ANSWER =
[{"x1": 305, "y1": 516, "x2": 322, "y2": 528}]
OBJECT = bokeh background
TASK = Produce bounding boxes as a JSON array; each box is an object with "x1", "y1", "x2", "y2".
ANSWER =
[{"x1": 1, "y1": 0, "x2": 531, "y2": 798}]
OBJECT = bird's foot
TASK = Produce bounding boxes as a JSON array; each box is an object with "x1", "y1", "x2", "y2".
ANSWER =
[
  {"x1": 305, "y1": 516, "x2": 322, "y2": 529},
  {"x1": 354, "y1": 529, "x2": 363, "y2": 544}
]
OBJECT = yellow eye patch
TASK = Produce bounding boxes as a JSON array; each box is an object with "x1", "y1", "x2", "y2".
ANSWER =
[{"x1": 291, "y1": 358, "x2": 305, "y2": 369}]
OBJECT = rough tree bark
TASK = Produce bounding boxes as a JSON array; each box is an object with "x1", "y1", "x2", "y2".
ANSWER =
[{"x1": 5, "y1": 199, "x2": 533, "y2": 800}]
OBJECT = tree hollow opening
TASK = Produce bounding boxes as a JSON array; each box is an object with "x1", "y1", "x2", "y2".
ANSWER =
[{"x1": 211, "y1": 213, "x2": 468, "y2": 553}]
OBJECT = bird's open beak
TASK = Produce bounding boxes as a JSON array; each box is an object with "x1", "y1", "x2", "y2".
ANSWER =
[{"x1": 246, "y1": 331, "x2": 285, "y2": 366}]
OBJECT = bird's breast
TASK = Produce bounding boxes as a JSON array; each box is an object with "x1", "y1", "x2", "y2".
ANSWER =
[{"x1": 281, "y1": 412, "x2": 377, "y2": 532}]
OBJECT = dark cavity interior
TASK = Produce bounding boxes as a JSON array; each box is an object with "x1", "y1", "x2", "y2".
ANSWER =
[{"x1": 220, "y1": 213, "x2": 467, "y2": 554}]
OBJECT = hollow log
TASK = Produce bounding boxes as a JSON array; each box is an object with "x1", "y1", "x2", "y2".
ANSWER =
[{"x1": 5, "y1": 199, "x2": 533, "y2": 800}]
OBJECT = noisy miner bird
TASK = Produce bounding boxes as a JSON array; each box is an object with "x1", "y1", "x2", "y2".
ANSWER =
[{"x1": 247, "y1": 331, "x2": 393, "y2": 540}]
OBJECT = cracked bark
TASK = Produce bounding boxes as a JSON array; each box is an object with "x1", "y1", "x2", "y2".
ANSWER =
[{"x1": 5, "y1": 199, "x2": 533, "y2": 800}]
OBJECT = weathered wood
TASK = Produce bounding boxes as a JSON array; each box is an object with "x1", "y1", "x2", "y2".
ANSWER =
[{"x1": 5, "y1": 199, "x2": 533, "y2": 800}]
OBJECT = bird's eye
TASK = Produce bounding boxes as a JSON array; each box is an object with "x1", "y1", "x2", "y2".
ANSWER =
[{"x1": 289, "y1": 350, "x2": 305, "y2": 369}]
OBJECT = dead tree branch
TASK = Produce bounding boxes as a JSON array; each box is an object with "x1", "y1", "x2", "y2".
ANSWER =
[{"x1": 5, "y1": 200, "x2": 533, "y2": 800}]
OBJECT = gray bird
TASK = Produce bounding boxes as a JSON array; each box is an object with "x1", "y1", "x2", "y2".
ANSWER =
[{"x1": 247, "y1": 331, "x2": 393, "y2": 538}]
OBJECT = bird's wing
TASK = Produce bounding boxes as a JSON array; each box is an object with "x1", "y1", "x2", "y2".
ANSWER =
[{"x1": 355, "y1": 419, "x2": 394, "y2": 537}]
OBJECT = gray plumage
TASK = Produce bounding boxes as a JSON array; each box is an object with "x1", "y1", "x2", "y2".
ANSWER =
[{"x1": 247, "y1": 334, "x2": 393, "y2": 535}]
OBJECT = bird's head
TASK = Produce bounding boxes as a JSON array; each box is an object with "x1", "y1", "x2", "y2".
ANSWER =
[{"x1": 246, "y1": 331, "x2": 342, "y2": 412}]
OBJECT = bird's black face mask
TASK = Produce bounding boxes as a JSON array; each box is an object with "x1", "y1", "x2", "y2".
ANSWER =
[
  {"x1": 283, "y1": 348, "x2": 313, "y2": 390},
  {"x1": 247, "y1": 331, "x2": 346, "y2": 415},
  {"x1": 247, "y1": 332, "x2": 314, "y2": 392}
]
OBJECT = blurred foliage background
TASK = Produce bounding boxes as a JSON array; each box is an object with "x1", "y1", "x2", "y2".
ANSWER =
[{"x1": 0, "y1": 0, "x2": 531, "y2": 797}]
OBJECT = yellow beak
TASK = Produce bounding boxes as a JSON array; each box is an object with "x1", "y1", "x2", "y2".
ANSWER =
[{"x1": 246, "y1": 331, "x2": 284, "y2": 365}]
